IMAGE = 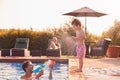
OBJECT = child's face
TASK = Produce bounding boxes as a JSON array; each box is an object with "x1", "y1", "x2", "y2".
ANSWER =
[
  {"x1": 72, "y1": 24, "x2": 81, "y2": 30},
  {"x1": 53, "y1": 37, "x2": 57, "y2": 42}
]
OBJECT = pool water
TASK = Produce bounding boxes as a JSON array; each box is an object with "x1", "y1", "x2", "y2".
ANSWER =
[{"x1": 0, "y1": 62, "x2": 68, "y2": 80}]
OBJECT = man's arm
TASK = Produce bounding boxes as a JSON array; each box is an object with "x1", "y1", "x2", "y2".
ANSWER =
[
  {"x1": 35, "y1": 70, "x2": 44, "y2": 79},
  {"x1": 48, "y1": 64, "x2": 53, "y2": 79}
]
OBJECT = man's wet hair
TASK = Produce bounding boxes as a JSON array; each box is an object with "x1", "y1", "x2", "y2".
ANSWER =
[{"x1": 22, "y1": 60, "x2": 31, "y2": 72}]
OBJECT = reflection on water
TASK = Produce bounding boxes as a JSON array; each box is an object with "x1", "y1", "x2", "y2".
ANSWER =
[{"x1": 0, "y1": 62, "x2": 68, "y2": 80}]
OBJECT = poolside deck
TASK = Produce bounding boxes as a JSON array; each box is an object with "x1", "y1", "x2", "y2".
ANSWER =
[
  {"x1": 0, "y1": 56, "x2": 120, "y2": 80},
  {"x1": 69, "y1": 57, "x2": 120, "y2": 80}
]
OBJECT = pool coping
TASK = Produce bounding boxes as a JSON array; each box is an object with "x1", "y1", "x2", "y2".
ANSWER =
[{"x1": 0, "y1": 56, "x2": 68, "y2": 63}]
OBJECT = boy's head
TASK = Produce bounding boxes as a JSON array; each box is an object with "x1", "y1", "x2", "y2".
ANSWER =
[
  {"x1": 53, "y1": 37, "x2": 57, "y2": 42},
  {"x1": 71, "y1": 19, "x2": 81, "y2": 27}
]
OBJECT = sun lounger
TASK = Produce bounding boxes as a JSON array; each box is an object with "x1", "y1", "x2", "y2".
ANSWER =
[{"x1": 11, "y1": 38, "x2": 30, "y2": 57}]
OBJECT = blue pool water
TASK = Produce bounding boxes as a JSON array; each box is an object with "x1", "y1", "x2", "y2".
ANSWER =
[{"x1": 0, "y1": 62, "x2": 68, "y2": 80}]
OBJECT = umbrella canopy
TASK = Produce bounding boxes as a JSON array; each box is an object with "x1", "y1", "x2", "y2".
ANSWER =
[{"x1": 63, "y1": 6, "x2": 107, "y2": 34}]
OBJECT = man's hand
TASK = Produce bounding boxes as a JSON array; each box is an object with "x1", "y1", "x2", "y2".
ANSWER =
[
  {"x1": 35, "y1": 70, "x2": 44, "y2": 79},
  {"x1": 49, "y1": 60, "x2": 56, "y2": 68}
]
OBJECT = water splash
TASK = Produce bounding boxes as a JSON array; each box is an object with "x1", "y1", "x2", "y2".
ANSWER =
[{"x1": 60, "y1": 32, "x2": 77, "y2": 56}]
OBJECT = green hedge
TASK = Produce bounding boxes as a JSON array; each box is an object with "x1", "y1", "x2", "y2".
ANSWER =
[{"x1": 0, "y1": 29, "x2": 53, "y2": 55}]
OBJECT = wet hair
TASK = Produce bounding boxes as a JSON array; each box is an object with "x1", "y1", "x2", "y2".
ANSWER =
[
  {"x1": 22, "y1": 60, "x2": 31, "y2": 72},
  {"x1": 71, "y1": 19, "x2": 81, "y2": 26}
]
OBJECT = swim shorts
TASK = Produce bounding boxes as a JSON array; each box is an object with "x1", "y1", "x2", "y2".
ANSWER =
[{"x1": 76, "y1": 44, "x2": 86, "y2": 58}]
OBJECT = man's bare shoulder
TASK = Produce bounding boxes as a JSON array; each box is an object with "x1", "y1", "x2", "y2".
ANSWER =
[
  {"x1": 20, "y1": 74, "x2": 37, "y2": 80},
  {"x1": 20, "y1": 75, "x2": 26, "y2": 79}
]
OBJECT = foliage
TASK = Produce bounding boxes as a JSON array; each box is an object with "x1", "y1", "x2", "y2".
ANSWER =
[
  {"x1": 101, "y1": 20, "x2": 120, "y2": 45},
  {"x1": 0, "y1": 29, "x2": 53, "y2": 55},
  {"x1": 0, "y1": 18, "x2": 103, "y2": 55}
]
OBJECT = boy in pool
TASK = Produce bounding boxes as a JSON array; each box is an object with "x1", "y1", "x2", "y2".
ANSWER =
[
  {"x1": 71, "y1": 18, "x2": 86, "y2": 72},
  {"x1": 20, "y1": 60, "x2": 54, "y2": 80}
]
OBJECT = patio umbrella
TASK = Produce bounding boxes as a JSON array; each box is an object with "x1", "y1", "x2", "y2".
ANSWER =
[{"x1": 63, "y1": 6, "x2": 107, "y2": 34}]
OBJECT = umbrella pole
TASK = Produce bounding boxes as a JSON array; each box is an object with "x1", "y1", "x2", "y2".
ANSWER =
[{"x1": 85, "y1": 16, "x2": 87, "y2": 36}]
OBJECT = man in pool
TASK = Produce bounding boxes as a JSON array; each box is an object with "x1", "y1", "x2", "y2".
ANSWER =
[{"x1": 20, "y1": 60, "x2": 54, "y2": 80}]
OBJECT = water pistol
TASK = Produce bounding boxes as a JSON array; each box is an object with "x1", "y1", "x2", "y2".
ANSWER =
[{"x1": 34, "y1": 60, "x2": 56, "y2": 73}]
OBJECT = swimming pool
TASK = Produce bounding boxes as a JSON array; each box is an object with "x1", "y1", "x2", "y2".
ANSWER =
[{"x1": 0, "y1": 62, "x2": 68, "y2": 80}]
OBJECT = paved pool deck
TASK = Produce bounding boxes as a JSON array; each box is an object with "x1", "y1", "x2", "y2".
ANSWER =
[
  {"x1": 69, "y1": 57, "x2": 120, "y2": 80},
  {"x1": 0, "y1": 56, "x2": 120, "y2": 80}
]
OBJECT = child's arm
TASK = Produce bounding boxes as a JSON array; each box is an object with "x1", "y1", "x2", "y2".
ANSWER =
[
  {"x1": 72, "y1": 36, "x2": 85, "y2": 42},
  {"x1": 72, "y1": 31, "x2": 86, "y2": 42},
  {"x1": 57, "y1": 42, "x2": 61, "y2": 49}
]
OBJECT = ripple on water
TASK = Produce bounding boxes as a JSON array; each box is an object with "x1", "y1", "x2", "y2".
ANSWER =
[{"x1": 0, "y1": 62, "x2": 68, "y2": 80}]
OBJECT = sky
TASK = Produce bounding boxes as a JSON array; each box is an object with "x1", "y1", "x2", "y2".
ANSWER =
[{"x1": 0, "y1": 0, "x2": 120, "y2": 36}]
